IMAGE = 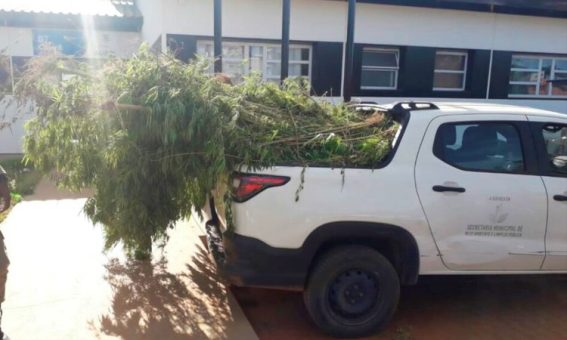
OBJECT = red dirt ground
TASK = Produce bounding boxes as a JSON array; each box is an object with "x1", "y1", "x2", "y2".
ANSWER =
[{"x1": 233, "y1": 275, "x2": 567, "y2": 340}]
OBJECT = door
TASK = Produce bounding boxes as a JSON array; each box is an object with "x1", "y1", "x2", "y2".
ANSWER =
[
  {"x1": 530, "y1": 118, "x2": 567, "y2": 270},
  {"x1": 415, "y1": 114, "x2": 548, "y2": 271}
]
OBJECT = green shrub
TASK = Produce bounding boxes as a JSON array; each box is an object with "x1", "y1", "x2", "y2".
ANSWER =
[
  {"x1": 0, "y1": 192, "x2": 23, "y2": 223},
  {"x1": 15, "y1": 45, "x2": 397, "y2": 258},
  {"x1": 1, "y1": 157, "x2": 42, "y2": 195}
]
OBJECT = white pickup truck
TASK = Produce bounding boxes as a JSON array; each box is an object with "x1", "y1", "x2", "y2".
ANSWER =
[{"x1": 204, "y1": 101, "x2": 567, "y2": 338}]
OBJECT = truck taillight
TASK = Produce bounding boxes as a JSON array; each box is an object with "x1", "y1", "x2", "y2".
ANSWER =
[{"x1": 232, "y1": 174, "x2": 290, "y2": 202}]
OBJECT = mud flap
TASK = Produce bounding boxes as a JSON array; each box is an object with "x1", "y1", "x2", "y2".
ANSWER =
[{"x1": 205, "y1": 219, "x2": 226, "y2": 266}]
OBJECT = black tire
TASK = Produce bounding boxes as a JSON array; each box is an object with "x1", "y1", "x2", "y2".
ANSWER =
[{"x1": 303, "y1": 245, "x2": 400, "y2": 338}]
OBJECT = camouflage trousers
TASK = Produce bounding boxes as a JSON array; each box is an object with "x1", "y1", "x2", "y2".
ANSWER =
[{"x1": 0, "y1": 232, "x2": 8, "y2": 303}]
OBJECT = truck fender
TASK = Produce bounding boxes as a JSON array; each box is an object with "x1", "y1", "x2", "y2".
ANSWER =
[{"x1": 301, "y1": 221, "x2": 420, "y2": 285}]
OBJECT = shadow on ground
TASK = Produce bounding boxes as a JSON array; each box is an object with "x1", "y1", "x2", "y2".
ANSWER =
[
  {"x1": 91, "y1": 244, "x2": 234, "y2": 340},
  {"x1": 25, "y1": 177, "x2": 93, "y2": 201},
  {"x1": 233, "y1": 275, "x2": 567, "y2": 340}
]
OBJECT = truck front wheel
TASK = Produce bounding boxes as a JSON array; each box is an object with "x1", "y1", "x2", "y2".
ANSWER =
[{"x1": 303, "y1": 245, "x2": 400, "y2": 338}]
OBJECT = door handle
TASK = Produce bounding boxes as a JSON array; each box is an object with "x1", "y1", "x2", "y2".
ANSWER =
[
  {"x1": 554, "y1": 195, "x2": 567, "y2": 202},
  {"x1": 433, "y1": 185, "x2": 466, "y2": 193}
]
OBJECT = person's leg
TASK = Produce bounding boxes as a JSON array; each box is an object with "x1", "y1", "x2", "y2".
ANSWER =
[{"x1": 0, "y1": 231, "x2": 9, "y2": 339}]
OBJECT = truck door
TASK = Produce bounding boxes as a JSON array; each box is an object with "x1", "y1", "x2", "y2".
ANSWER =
[
  {"x1": 529, "y1": 118, "x2": 567, "y2": 271},
  {"x1": 415, "y1": 114, "x2": 547, "y2": 271}
]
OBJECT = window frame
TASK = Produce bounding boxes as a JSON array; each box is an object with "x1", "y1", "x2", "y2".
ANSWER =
[
  {"x1": 509, "y1": 55, "x2": 567, "y2": 98},
  {"x1": 433, "y1": 50, "x2": 468, "y2": 92},
  {"x1": 196, "y1": 40, "x2": 312, "y2": 83},
  {"x1": 360, "y1": 47, "x2": 400, "y2": 90},
  {"x1": 433, "y1": 120, "x2": 538, "y2": 176},
  {"x1": 529, "y1": 121, "x2": 567, "y2": 178}
]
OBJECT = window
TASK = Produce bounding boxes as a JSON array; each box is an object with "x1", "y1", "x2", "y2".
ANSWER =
[
  {"x1": 434, "y1": 122, "x2": 525, "y2": 173},
  {"x1": 360, "y1": 48, "x2": 399, "y2": 90},
  {"x1": 509, "y1": 55, "x2": 567, "y2": 97},
  {"x1": 0, "y1": 55, "x2": 12, "y2": 94},
  {"x1": 11, "y1": 56, "x2": 30, "y2": 85},
  {"x1": 433, "y1": 51, "x2": 467, "y2": 91},
  {"x1": 196, "y1": 41, "x2": 311, "y2": 83},
  {"x1": 0, "y1": 56, "x2": 30, "y2": 95},
  {"x1": 541, "y1": 124, "x2": 567, "y2": 174}
]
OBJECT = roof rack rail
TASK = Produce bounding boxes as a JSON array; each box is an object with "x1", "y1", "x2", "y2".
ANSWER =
[
  {"x1": 346, "y1": 101, "x2": 378, "y2": 108},
  {"x1": 390, "y1": 101, "x2": 439, "y2": 115},
  {"x1": 346, "y1": 101, "x2": 388, "y2": 112}
]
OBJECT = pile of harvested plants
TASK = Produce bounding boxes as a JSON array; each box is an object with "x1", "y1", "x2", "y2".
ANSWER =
[{"x1": 14, "y1": 45, "x2": 398, "y2": 258}]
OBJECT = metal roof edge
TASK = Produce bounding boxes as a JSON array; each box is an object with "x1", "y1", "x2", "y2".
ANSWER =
[
  {"x1": 0, "y1": 11, "x2": 142, "y2": 32},
  {"x1": 357, "y1": 0, "x2": 567, "y2": 19}
]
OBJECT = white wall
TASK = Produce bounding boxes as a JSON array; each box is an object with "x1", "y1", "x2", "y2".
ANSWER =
[
  {"x1": 156, "y1": 0, "x2": 567, "y2": 54},
  {"x1": 161, "y1": 0, "x2": 347, "y2": 42},
  {"x1": 0, "y1": 27, "x2": 34, "y2": 56},
  {"x1": 0, "y1": 27, "x2": 142, "y2": 153},
  {"x1": 137, "y1": 0, "x2": 164, "y2": 47},
  {"x1": 0, "y1": 98, "x2": 33, "y2": 154},
  {"x1": 355, "y1": 4, "x2": 567, "y2": 53},
  {"x1": 94, "y1": 31, "x2": 142, "y2": 57}
]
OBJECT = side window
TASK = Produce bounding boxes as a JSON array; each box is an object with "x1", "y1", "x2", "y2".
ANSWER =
[
  {"x1": 541, "y1": 124, "x2": 567, "y2": 174},
  {"x1": 434, "y1": 122, "x2": 525, "y2": 173}
]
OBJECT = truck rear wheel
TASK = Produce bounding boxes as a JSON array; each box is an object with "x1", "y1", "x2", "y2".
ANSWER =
[{"x1": 303, "y1": 245, "x2": 400, "y2": 338}]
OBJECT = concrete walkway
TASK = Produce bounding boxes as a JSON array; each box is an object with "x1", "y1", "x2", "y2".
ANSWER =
[{"x1": 1, "y1": 181, "x2": 257, "y2": 339}]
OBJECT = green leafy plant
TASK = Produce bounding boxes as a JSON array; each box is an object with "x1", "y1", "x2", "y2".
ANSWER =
[
  {"x1": 0, "y1": 157, "x2": 42, "y2": 195},
  {"x1": 15, "y1": 45, "x2": 398, "y2": 259},
  {"x1": 0, "y1": 192, "x2": 23, "y2": 223}
]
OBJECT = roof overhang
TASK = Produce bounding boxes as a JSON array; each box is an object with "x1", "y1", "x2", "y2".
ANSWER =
[
  {"x1": 0, "y1": 11, "x2": 142, "y2": 31},
  {"x1": 357, "y1": 0, "x2": 567, "y2": 19}
]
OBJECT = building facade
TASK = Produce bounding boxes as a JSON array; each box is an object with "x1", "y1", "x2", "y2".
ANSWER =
[
  {"x1": 1, "y1": 0, "x2": 566, "y2": 153},
  {"x1": 137, "y1": 0, "x2": 567, "y2": 113},
  {"x1": 0, "y1": 1, "x2": 142, "y2": 154}
]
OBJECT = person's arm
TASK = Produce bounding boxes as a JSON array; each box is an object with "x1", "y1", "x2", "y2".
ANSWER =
[{"x1": 0, "y1": 166, "x2": 10, "y2": 213}]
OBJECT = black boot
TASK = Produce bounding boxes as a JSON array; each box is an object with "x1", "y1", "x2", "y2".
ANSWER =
[{"x1": 0, "y1": 304, "x2": 6, "y2": 339}]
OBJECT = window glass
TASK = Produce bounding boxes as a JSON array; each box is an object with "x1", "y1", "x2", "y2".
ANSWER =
[
  {"x1": 266, "y1": 47, "x2": 281, "y2": 61},
  {"x1": 223, "y1": 61, "x2": 246, "y2": 81},
  {"x1": 435, "y1": 53, "x2": 466, "y2": 71},
  {"x1": 433, "y1": 73, "x2": 465, "y2": 89},
  {"x1": 361, "y1": 70, "x2": 396, "y2": 88},
  {"x1": 249, "y1": 46, "x2": 263, "y2": 73},
  {"x1": 509, "y1": 71, "x2": 539, "y2": 82},
  {"x1": 509, "y1": 84, "x2": 537, "y2": 95},
  {"x1": 362, "y1": 50, "x2": 398, "y2": 68},
  {"x1": 289, "y1": 47, "x2": 309, "y2": 62},
  {"x1": 541, "y1": 124, "x2": 567, "y2": 174},
  {"x1": 361, "y1": 48, "x2": 399, "y2": 89},
  {"x1": 555, "y1": 59, "x2": 567, "y2": 71},
  {"x1": 289, "y1": 64, "x2": 309, "y2": 77},
  {"x1": 433, "y1": 51, "x2": 467, "y2": 91},
  {"x1": 197, "y1": 43, "x2": 211, "y2": 56},
  {"x1": 223, "y1": 45, "x2": 244, "y2": 59},
  {"x1": 11, "y1": 56, "x2": 31, "y2": 87},
  {"x1": 266, "y1": 62, "x2": 281, "y2": 77},
  {"x1": 511, "y1": 57, "x2": 539, "y2": 70},
  {"x1": 300, "y1": 48, "x2": 310, "y2": 61},
  {"x1": 0, "y1": 55, "x2": 11, "y2": 94},
  {"x1": 300, "y1": 64, "x2": 309, "y2": 76},
  {"x1": 435, "y1": 122, "x2": 525, "y2": 173},
  {"x1": 509, "y1": 55, "x2": 567, "y2": 97}
]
